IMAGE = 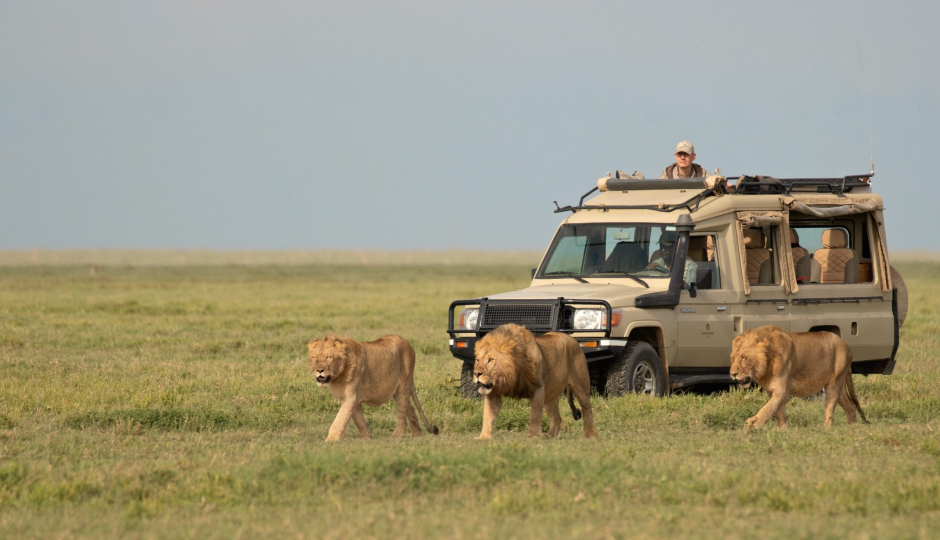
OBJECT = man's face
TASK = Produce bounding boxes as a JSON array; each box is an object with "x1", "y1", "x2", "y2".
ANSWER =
[
  {"x1": 661, "y1": 242, "x2": 676, "y2": 263},
  {"x1": 675, "y1": 152, "x2": 696, "y2": 167}
]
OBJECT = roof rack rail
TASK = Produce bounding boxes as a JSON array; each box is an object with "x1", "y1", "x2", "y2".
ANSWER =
[{"x1": 734, "y1": 174, "x2": 872, "y2": 195}]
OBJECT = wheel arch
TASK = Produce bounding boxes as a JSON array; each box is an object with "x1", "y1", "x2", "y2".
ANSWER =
[
  {"x1": 808, "y1": 325, "x2": 841, "y2": 337},
  {"x1": 623, "y1": 321, "x2": 668, "y2": 376}
]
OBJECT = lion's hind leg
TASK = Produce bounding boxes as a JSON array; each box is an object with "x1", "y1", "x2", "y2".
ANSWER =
[
  {"x1": 837, "y1": 390, "x2": 857, "y2": 424},
  {"x1": 570, "y1": 381, "x2": 596, "y2": 438},
  {"x1": 845, "y1": 374, "x2": 870, "y2": 425},
  {"x1": 822, "y1": 377, "x2": 844, "y2": 427},
  {"x1": 393, "y1": 386, "x2": 422, "y2": 438},
  {"x1": 545, "y1": 398, "x2": 562, "y2": 438},
  {"x1": 838, "y1": 374, "x2": 870, "y2": 425}
]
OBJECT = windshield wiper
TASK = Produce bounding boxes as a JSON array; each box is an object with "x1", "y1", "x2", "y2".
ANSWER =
[
  {"x1": 592, "y1": 271, "x2": 649, "y2": 288},
  {"x1": 541, "y1": 271, "x2": 588, "y2": 283}
]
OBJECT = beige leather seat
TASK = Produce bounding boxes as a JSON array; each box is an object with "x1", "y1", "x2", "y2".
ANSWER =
[
  {"x1": 789, "y1": 228, "x2": 811, "y2": 283},
  {"x1": 814, "y1": 229, "x2": 859, "y2": 284},
  {"x1": 687, "y1": 236, "x2": 709, "y2": 262},
  {"x1": 744, "y1": 229, "x2": 770, "y2": 285}
]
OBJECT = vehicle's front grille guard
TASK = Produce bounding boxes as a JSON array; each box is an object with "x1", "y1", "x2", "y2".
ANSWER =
[{"x1": 447, "y1": 298, "x2": 612, "y2": 337}]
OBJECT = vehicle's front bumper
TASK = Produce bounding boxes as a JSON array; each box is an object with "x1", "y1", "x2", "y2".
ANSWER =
[{"x1": 449, "y1": 336, "x2": 626, "y2": 365}]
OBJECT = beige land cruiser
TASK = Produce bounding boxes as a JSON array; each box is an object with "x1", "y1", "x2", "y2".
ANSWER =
[{"x1": 448, "y1": 175, "x2": 906, "y2": 397}]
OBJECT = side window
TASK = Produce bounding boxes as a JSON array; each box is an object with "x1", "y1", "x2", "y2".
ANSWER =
[
  {"x1": 791, "y1": 224, "x2": 862, "y2": 284},
  {"x1": 745, "y1": 226, "x2": 780, "y2": 286},
  {"x1": 689, "y1": 234, "x2": 721, "y2": 290},
  {"x1": 794, "y1": 225, "x2": 851, "y2": 255}
]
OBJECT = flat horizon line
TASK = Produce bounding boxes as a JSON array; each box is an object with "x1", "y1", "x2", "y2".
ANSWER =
[
  {"x1": 0, "y1": 248, "x2": 936, "y2": 267},
  {"x1": 0, "y1": 249, "x2": 546, "y2": 267}
]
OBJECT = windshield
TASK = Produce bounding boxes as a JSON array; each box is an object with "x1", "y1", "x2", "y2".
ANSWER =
[{"x1": 537, "y1": 223, "x2": 677, "y2": 279}]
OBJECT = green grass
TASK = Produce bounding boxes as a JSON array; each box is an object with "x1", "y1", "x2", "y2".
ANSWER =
[{"x1": 0, "y1": 262, "x2": 938, "y2": 539}]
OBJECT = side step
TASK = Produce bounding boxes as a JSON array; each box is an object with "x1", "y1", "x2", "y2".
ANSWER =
[{"x1": 669, "y1": 373, "x2": 735, "y2": 391}]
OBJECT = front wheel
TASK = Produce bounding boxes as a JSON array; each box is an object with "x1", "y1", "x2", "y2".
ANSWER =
[
  {"x1": 605, "y1": 341, "x2": 666, "y2": 397},
  {"x1": 460, "y1": 362, "x2": 481, "y2": 399}
]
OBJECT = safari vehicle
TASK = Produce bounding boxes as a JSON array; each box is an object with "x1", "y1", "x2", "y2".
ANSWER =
[{"x1": 447, "y1": 175, "x2": 906, "y2": 397}]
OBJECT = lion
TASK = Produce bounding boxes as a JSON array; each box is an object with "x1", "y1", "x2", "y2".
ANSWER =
[
  {"x1": 729, "y1": 325, "x2": 869, "y2": 429},
  {"x1": 472, "y1": 323, "x2": 596, "y2": 439},
  {"x1": 307, "y1": 334, "x2": 439, "y2": 441}
]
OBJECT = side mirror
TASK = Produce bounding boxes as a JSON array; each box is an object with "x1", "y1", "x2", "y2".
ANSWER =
[
  {"x1": 531, "y1": 268, "x2": 536, "y2": 279},
  {"x1": 689, "y1": 281, "x2": 697, "y2": 298}
]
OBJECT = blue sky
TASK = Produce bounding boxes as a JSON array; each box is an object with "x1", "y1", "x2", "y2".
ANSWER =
[{"x1": 2, "y1": 1, "x2": 938, "y2": 250}]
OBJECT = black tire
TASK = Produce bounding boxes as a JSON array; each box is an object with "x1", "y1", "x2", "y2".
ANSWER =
[
  {"x1": 604, "y1": 341, "x2": 666, "y2": 397},
  {"x1": 460, "y1": 362, "x2": 481, "y2": 399}
]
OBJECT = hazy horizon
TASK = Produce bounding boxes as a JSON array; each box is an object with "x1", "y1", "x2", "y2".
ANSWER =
[{"x1": 3, "y1": 2, "x2": 938, "y2": 250}]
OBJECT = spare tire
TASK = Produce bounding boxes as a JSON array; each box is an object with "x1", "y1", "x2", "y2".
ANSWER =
[{"x1": 890, "y1": 265, "x2": 908, "y2": 329}]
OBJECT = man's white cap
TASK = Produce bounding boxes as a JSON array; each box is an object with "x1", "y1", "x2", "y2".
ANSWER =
[{"x1": 675, "y1": 141, "x2": 695, "y2": 154}]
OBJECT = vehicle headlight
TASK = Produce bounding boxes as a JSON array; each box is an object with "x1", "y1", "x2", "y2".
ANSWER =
[
  {"x1": 573, "y1": 308, "x2": 624, "y2": 330},
  {"x1": 458, "y1": 308, "x2": 479, "y2": 330},
  {"x1": 574, "y1": 309, "x2": 604, "y2": 330}
]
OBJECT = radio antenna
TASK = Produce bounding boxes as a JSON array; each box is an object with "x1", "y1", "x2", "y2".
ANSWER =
[{"x1": 856, "y1": 37, "x2": 874, "y2": 175}]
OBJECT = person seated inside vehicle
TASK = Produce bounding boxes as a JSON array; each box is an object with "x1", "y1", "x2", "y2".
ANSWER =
[{"x1": 646, "y1": 231, "x2": 698, "y2": 289}]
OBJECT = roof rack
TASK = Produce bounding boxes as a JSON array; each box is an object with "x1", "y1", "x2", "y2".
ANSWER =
[
  {"x1": 734, "y1": 174, "x2": 872, "y2": 195},
  {"x1": 554, "y1": 181, "x2": 718, "y2": 214}
]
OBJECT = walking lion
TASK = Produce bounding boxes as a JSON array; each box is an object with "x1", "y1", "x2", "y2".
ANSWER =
[{"x1": 730, "y1": 325, "x2": 869, "y2": 429}]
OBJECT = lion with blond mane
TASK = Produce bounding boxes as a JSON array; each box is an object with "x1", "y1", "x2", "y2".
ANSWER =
[
  {"x1": 472, "y1": 323, "x2": 596, "y2": 439},
  {"x1": 308, "y1": 334, "x2": 438, "y2": 441},
  {"x1": 730, "y1": 325, "x2": 869, "y2": 429}
]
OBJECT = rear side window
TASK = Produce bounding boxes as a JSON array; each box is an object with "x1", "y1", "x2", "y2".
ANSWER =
[{"x1": 794, "y1": 226, "x2": 850, "y2": 254}]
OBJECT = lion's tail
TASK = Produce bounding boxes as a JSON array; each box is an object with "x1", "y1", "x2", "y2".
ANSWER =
[
  {"x1": 566, "y1": 387, "x2": 582, "y2": 421},
  {"x1": 411, "y1": 386, "x2": 440, "y2": 435},
  {"x1": 845, "y1": 374, "x2": 870, "y2": 425}
]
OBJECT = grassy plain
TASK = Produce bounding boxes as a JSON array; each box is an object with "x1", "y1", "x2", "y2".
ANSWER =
[{"x1": 0, "y1": 260, "x2": 938, "y2": 539}]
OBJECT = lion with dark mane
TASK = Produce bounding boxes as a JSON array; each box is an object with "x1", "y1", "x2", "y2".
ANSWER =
[
  {"x1": 472, "y1": 323, "x2": 596, "y2": 439},
  {"x1": 308, "y1": 334, "x2": 438, "y2": 441},
  {"x1": 730, "y1": 325, "x2": 869, "y2": 429}
]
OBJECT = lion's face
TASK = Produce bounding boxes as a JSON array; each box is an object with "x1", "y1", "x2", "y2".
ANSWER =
[
  {"x1": 729, "y1": 334, "x2": 769, "y2": 388},
  {"x1": 308, "y1": 336, "x2": 348, "y2": 387},
  {"x1": 473, "y1": 335, "x2": 519, "y2": 396}
]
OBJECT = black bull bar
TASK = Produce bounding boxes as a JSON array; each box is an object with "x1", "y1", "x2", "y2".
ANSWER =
[{"x1": 446, "y1": 298, "x2": 625, "y2": 364}]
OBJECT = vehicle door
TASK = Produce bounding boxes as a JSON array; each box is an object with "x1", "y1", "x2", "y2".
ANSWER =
[{"x1": 674, "y1": 230, "x2": 742, "y2": 367}]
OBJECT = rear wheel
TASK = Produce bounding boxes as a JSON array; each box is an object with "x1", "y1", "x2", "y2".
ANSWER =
[
  {"x1": 460, "y1": 362, "x2": 480, "y2": 399},
  {"x1": 605, "y1": 341, "x2": 666, "y2": 397}
]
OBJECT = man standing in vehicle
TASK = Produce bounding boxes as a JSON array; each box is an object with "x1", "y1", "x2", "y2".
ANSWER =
[
  {"x1": 659, "y1": 141, "x2": 707, "y2": 179},
  {"x1": 647, "y1": 231, "x2": 698, "y2": 289}
]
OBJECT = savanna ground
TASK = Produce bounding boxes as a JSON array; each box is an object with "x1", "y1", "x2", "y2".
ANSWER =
[{"x1": 0, "y1": 258, "x2": 938, "y2": 539}]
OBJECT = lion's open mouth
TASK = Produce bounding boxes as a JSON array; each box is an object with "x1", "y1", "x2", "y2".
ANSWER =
[
  {"x1": 478, "y1": 382, "x2": 493, "y2": 390},
  {"x1": 316, "y1": 375, "x2": 332, "y2": 384},
  {"x1": 737, "y1": 377, "x2": 752, "y2": 389}
]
